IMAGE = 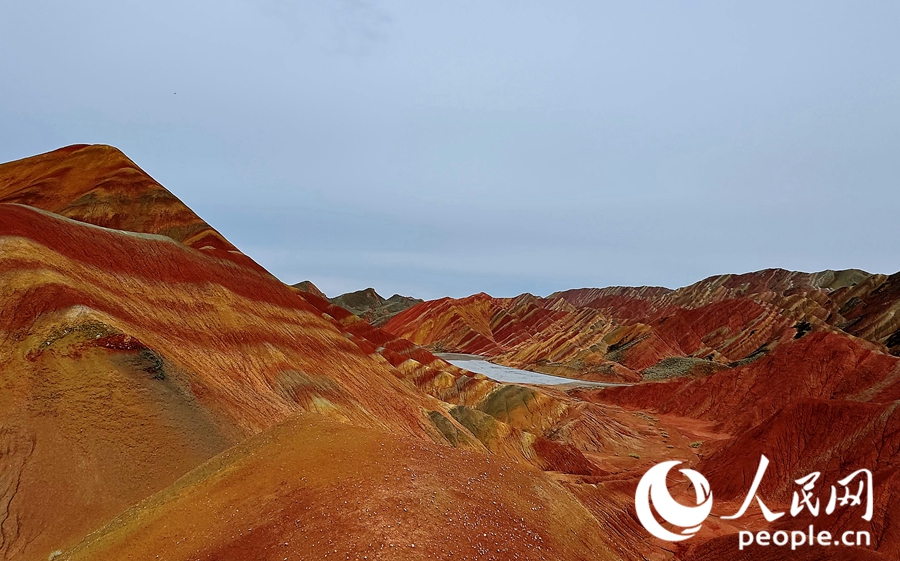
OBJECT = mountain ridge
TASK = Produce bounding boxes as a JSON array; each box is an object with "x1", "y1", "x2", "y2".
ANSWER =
[
  {"x1": 291, "y1": 283, "x2": 424, "y2": 327},
  {"x1": 383, "y1": 266, "x2": 900, "y2": 384}
]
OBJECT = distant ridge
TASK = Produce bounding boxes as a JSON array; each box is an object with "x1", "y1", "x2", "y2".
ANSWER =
[
  {"x1": 290, "y1": 283, "x2": 423, "y2": 326},
  {"x1": 291, "y1": 280, "x2": 327, "y2": 299},
  {"x1": 384, "y1": 267, "x2": 900, "y2": 382},
  {"x1": 329, "y1": 287, "x2": 423, "y2": 327}
]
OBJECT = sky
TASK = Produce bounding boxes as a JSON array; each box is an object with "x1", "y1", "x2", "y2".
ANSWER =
[{"x1": 1, "y1": 1, "x2": 899, "y2": 299}]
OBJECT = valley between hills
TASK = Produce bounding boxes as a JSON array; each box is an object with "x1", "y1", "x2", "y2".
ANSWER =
[{"x1": 1, "y1": 144, "x2": 899, "y2": 561}]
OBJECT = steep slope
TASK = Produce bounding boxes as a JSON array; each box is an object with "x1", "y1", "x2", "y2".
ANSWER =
[
  {"x1": 0, "y1": 144, "x2": 260, "y2": 270},
  {"x1": 548, "y1": 285, "x2": 673, "y2": 320},
  {"x1": 553, "y1": 268, "x2": 900, "y2": 354},
  {"x1": 382, "y1": 291, "x2": 787, "y2": 382},
  {"x1": 574, "y1": 331, "x2": 900, "y2": 560},
  {"x1": 0, "y1": 147, "x2": 501, "y2": 559},
  {"x1": 586, "y1": 332, "x2": 900, "y2": 433},
  {"x1": 383, "y1": 292, "x2": 571, "y2": 357},
  {"x1": 381, "y1": 269, "x2": 900, "y2": 559},
  {"x1": 0, "y1": 203, "x2": 454, "y2": 559},
  {"x1": 552, "y1": 269, "x2": 873, "y2": 321}
]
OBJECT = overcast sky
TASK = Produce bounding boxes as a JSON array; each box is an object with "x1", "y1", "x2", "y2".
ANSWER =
[{"x1": 2, "y1": 1, "x2": 898, "y2": 299}]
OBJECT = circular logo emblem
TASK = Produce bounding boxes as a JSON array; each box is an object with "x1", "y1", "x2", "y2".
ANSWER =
[{"x1": 635, "y1": 460, "x2": 713, "y2": 541}]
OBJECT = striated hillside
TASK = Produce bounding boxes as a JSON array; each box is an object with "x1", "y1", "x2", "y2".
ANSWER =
[
  {"x1": 383, "y1": 292, "x2": 573, "y2": 356},
  {"x1": 3, "y1": 145, "x2": 899, "y2": 561},
  {"x1": 0, "y1": 144, "x2": 262, "y2": 271},
  {"x1": 384, "y1": 267, "x2": 900, "y2": 383},
  {"x1": 0, "y1": 146, "x2": 662, "y2": 561},
  {"x1": 385, "y1": 274, "x2": 900, "y2": 558},
  {"x1": 581, "y1": 330, "x2": 900, "y2": 560}
]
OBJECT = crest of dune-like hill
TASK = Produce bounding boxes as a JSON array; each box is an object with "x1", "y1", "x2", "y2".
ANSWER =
[{"x1": 0, "y1": 144, "x2": 268, "y2": 270}]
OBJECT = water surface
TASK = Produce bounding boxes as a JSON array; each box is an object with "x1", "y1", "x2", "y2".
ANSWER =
[{"x1": 438, "y1": 354, "x2": 626, "y2": 387}]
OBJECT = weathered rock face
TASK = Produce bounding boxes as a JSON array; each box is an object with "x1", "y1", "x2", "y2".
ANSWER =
[
  {"x1": 589, "y1": 331, "x2": 900, "y2": 432},
  {"x1": 0, "y1": 144, "x2": 263, "y2": 271},
  {"x1": 0, "y1": 200, "x2": 450, "y2": 559},
  {"x1": 383, "y1": 292, "x2": 576, "y2": 356},
  {"x1": 579, "y1": 331, "x2": 900, "y2": 561}
]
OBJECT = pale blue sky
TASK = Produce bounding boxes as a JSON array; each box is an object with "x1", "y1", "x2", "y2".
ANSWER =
[{"x1": 2, "y1": 1, "x2": 898, "y2": 298}]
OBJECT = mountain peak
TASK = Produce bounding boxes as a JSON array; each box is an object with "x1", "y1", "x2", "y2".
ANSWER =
[
  {"x1": 0, "y1": 143, "x2": 267, "y2": 271},
  {"x1": 329, "y1": 288, "x2": 422, "y2": 326}
]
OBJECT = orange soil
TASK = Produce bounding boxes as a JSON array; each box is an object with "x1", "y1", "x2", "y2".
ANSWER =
[{"x1": 64, "y1": 414, "x2": 620, "y2": 561}]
